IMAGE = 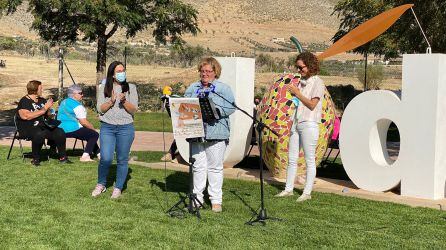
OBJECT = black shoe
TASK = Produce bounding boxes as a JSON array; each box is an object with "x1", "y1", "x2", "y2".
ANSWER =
[
  {"x1": 31, "y1": 159, "x2": 40, "y2": 167},
  {"x1": 59, "y1": 156, "x2": 73, "y2": 164}
]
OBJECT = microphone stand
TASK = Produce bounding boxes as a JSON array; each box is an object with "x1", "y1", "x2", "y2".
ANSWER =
[
  {"x1": 211, "y1": 90, "x2": 282, "y2": 226},
  {"x1": 164, "y1": 95, "x2": 205, "y2": 219}
]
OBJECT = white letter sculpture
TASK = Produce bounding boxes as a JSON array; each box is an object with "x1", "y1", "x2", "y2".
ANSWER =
[
  {"x1": 177, "y1": 57, "x2": 255, "y2": 167},
  {"x1": 340, "y1": 54, "x2": 446, "y2": 200}
]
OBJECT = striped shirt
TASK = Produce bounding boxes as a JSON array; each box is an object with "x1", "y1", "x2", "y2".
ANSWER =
[
  {"x1": 97, "y1": 83, "x2": 138, "y2": 125},
  {"x1": 295, "y1": 75, "x2": 325, "y2": 123}
]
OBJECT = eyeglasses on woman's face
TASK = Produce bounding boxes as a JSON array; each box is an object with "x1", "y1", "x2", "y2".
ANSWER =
[{"x1": 200, "y1": 70, "x2": 214, "y2": 74}]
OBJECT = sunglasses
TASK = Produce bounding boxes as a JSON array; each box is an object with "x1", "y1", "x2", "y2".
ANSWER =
[
  {"x1": 296, "y1": 65, "x2": 307, "y2": 71},
  {"x1": 76, "y1": 92, "x2": 83, "y2": 95}
]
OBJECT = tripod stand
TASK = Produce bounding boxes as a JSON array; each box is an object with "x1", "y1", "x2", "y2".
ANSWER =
[
  {"x1": 211, "y1": 91, "x2": 282, "y2": 225},
  {"x1": 167, "y1": 138, "x2": 205, "y2": 219}
]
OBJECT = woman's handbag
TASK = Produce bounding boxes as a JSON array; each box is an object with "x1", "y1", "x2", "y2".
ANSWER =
[{"x1": 43, "y1": 118, "x2": 61, "y2": 130}]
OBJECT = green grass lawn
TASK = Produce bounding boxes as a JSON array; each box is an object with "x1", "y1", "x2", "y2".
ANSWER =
[
  {"x1": 130, "y1": 151, "x2": 165, "y2": 162},
  {"x1": 88, "y1": 110, "x2": 172, "y2": 132},
  {"x1": 2, "y1": 146, "x2": 446, "y2": 248}
]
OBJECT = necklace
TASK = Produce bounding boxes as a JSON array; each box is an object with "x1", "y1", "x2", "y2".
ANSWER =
[{"x1": 26, "y1": 95, "x2": 38, "y2": 103}]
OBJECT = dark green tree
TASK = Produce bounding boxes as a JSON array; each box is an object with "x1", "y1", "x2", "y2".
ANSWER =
[
  {"x1": 171, "y1": 44, "x2": 206, "y2": 67},
  {"x1": 332, "y1": 0, "x2": 446, "y2": 59},
  {"x1": 0, "y1": 0, "x2": 199, "y2": 83}
]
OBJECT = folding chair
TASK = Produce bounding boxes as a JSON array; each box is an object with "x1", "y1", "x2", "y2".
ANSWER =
[
  {"x1": 321, "y1": 116, "x2": 341, "y2": 165},
  {"x1": 72, "y1": 138, "x2": 85, "y2": 151},
  {"x1": 7, "y1": 114, "x2": 49, "y2": 161}
]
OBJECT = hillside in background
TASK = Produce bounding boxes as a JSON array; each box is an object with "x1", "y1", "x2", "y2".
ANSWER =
[
  {"x1": 2, "y1": 0, "x2": 389, "y2": 112},
  {"x1": 0, "y1": 0, "x2": 340, "y2": 55}
]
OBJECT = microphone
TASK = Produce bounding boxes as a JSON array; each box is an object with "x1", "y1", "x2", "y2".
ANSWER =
[
  {"x1": 163, "y1": 86, "x2": 172, "y2": 96},
  {"x1": 283, "y1": 77, "x2": 300, "y2": 107},
  {"x1": 161, "y1": 86, "x2": 172, "y2": 100},
  {"x1": 161, "y1": 85, "x2": 172, "y2": 115}
]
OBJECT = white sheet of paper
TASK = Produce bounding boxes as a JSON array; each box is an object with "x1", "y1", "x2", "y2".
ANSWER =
[{"x1": 169, "y1": 98, "x2": 205, "y2": 139}]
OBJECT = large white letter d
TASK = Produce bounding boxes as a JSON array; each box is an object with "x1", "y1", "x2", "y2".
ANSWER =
[{"x1": 340, "y1": 54, "x2": 446, "y2": 200}]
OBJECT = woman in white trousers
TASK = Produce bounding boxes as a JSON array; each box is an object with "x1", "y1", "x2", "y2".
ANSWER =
[
  {"x1": 184, "y1": 57, "x2": 235, "y2": 212},
  {"x1": 276, "y1": 52, "x2": 325, "y2": 202}
]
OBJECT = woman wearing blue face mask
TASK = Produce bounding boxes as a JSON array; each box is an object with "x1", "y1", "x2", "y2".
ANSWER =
[{"x1": 91, "y1": 61, "x2": 138, "y2": 199}]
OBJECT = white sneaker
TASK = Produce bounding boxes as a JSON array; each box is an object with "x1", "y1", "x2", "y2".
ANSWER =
[
  {"x1": 91, "y1": 184, "x2": 106, "y2": 197},
  {"x1": 211, "y1": 204, "x2": 222, "y2": 213},
  {"x1": 296, "y1": 194, "x2": 312, "y2": 202},
  {"x1": 111, "y1": 188, "x2": 122, "y2": 199},
  {"x1": 275, "y1": 190, "x2": 294, "y2": 197},
  {"x1": 80, "y1": 156, "x2": 94, "y2": 162}
]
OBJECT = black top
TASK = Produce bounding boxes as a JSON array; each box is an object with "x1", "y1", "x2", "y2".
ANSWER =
[{"x1": 16, "y1": 95, "x2": 46, "y2": 134}]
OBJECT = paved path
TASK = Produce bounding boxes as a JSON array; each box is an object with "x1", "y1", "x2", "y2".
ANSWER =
[
  {"x1": 0, "y1": 126, "x2": 177, "y2": 152},
  {"x1": 0, "y1": 125, "x2": 261, "y2": 154}
]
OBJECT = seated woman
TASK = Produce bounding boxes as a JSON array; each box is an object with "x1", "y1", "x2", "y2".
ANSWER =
[
  {"x1": 57, "y1": 84, "x2": 99, "y2": 162},
  {"x1": 17, "y1": 80, "x2": 71, "y2": 166}
]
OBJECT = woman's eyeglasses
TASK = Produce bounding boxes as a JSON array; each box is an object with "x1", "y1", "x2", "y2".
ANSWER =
[
  {"x1": 76, "y1": 92, "x2": 83, "y2": 95},
  {"x1": 200, "y1": 70, "x2": 214, "y2": 74}
]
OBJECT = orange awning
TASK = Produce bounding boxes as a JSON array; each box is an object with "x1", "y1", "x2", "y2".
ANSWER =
[{"x1": 318, "y1": 4, "x2": 414, "y2": 60}]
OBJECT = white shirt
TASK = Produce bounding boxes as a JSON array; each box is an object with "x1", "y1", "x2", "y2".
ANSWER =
[
  {"x1": 295, "y1": 75, "x2": 325, "y2": 123},
  {"x1": 73, "y1": 105, "x2": 87, "y2": 128}
]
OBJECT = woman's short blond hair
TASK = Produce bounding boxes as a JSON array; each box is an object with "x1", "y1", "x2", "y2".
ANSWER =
[
  {"x1": 197, "y1": 57, "x2": 222, "y2": 78},
  {"x1": 27, "y1": 80, "x2": 42, "y2": 95}
]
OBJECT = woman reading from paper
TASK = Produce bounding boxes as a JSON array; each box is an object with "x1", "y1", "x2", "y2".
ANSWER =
[
  {"x1": 275, "y1": 52, "x2": 325, "y2": 202},
  {"x1": 184, "y1": 57, "x2": 235, "y2": 212},
  {"x1": 91, "y1": 61, "x2": 138, "y2": 199}
]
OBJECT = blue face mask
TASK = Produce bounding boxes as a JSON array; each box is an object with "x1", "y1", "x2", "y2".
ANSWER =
[{"x1": 115, "y1": 72, "x2": 126, "y2": 83}]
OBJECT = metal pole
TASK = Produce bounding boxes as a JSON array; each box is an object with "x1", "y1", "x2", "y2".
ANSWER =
[
  {"x1": 410, "y1": 7, "x2": 432, "y2": 53},
  {"x1": 58, "y1": 48, "x2": 64, "y2": 101},
  {"x1": 124, "y1": 46, "x2": 127, "y2": 68},
  {"x1": 364, "y1": 52, "x2": 368, "y2": 91}
]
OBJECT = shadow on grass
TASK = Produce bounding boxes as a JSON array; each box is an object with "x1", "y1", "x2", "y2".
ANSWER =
[
  {"x1": 104, "y1": 165, "x2": 133, "y2": 192},
  {"x1": 236, "y1": 155, "x2": 351, "y2": 181},
  {"x1": 149, "y1": 171, "x2": 225, "y2": 212},
  {"x1": 149, "y1": 172, "x2": 190, "y2": 211},
  {"x1": 66, "y1": 149, "x2": 85, "y2": 157},
  {"x1": 317, "y1": 160, "x2": 350, "y2": 181},
  {"x1": 234, "y1": 155, "x2": 260, "y2": 169},
  {"x1": 229, "y1": 189, "x2": 256, "y2": 215}
]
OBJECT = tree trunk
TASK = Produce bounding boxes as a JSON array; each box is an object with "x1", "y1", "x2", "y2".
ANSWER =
[
  {"x1": 96, "y1": 35, "x2": 107, "y2": 85},
  {"x1": 58, "y1": 48, "x2": 64, "y2": 101},
  {"x1": 96, "y1": 34, "x2": 107, "y2": 101}
]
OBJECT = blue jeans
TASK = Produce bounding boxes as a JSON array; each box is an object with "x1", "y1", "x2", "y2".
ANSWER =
[{"x1": 97, "y1": 122, "x2": 135, "y2": 190}]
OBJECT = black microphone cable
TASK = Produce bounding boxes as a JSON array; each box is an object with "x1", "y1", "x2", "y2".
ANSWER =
[{"x1": 161, "y1": 94, "x2": 169, "y2": 210}]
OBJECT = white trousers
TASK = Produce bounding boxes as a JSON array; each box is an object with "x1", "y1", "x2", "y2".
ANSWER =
[
  {"x1": 191, "y1": 140, "x2": 227, "y2": 205},
  {"x1": 285, "y1": 121, "x2": 319, "y2": 194}
]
